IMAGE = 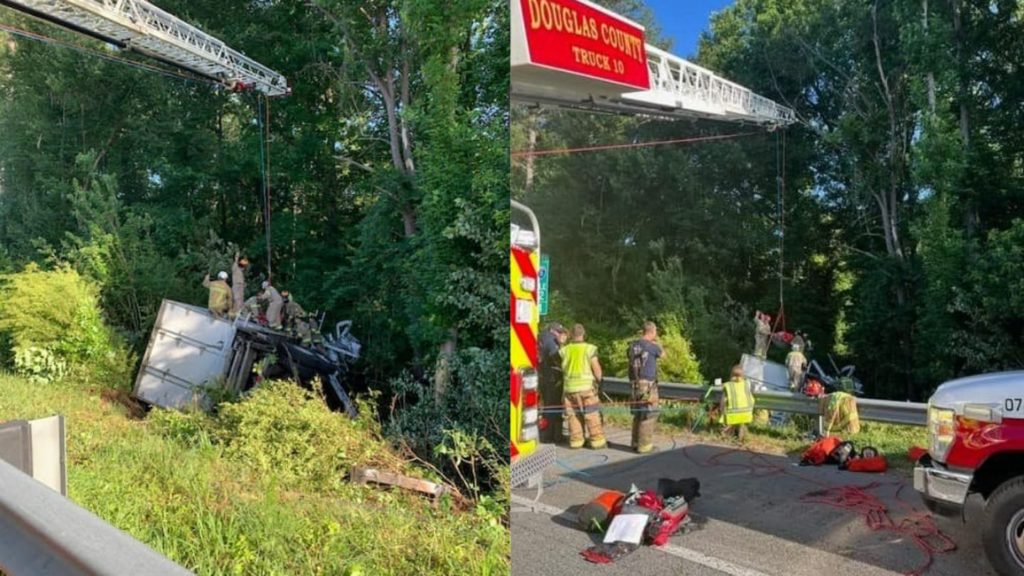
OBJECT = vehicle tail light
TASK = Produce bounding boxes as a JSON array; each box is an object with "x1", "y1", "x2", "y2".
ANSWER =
[
  {"x1": 519, "y1": 368, "x2": 539, "y2": 443},
  {"x1": 928, "y1": 406, "x2": 956, "y2": 463}
]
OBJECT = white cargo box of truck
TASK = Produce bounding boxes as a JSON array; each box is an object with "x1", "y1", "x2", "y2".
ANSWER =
[{"x1": 133, "y1": 300, "x2": 237, "y2": 410}]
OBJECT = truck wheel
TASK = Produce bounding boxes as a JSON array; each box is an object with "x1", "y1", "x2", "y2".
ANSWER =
[{"x1": 983, "y1": 476, "x2": 1024, "y2": 575}]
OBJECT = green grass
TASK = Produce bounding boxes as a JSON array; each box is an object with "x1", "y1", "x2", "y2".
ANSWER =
[
  {"x1": 601, "y1": 400, "x2": 927, "y2": 471},
  {"x1": 0, "y1": 374, "x2": 509, "y2": 576}
]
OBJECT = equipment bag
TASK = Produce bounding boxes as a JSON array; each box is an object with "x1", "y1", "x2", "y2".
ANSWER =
[
  {"x1": 800, "y1": 436, "x2": 843, "y2": 466},
  {"x1": 845, "y1": 456, "x2": 887, "y2": 473},
  {"x1": 647, "y1": 498, "x2": 689, "y2": 546}
]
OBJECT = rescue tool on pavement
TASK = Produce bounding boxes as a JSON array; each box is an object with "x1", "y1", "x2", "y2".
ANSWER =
[{"x1": 915, "y1": 371, "x2": 1024, "y2": 575}]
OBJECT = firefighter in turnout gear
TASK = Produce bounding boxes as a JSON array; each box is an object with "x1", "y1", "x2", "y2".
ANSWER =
[
  {"x1": 721, "y1": 365, "x2": 754, "y2": 441},
  {"x1": 281, "y1": 291, "x2": 312, "y2": 345},
  {"x1": 754, "y1": 311, "x2": 771, "y2": 359},
  {"x1": 259, "y1": 281, "x2": 284, "y2": 329},
  {"x1": 229, "y1": 253, "x2": 249, "y2": 319},
  {"x1": 786, "y1": 342, "x2": 807, "y2": 391},
  {"x1": 628, "y1": 321, "x2": 664, "y2": 453},
  {"x1": 560, "y1": 324, "x2": 606, "y2": 449},
  {"x1": 202, "y1": 271, "x2": 232, "y2": 318}
]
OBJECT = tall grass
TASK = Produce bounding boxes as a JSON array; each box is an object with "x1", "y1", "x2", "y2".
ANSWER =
[{"x1": 0, "y1": 375, "x2": 509, "y2": 575}]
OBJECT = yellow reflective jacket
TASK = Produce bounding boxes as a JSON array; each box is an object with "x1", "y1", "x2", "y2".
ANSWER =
[
  {"x1": 561, "y1": 342, "x2": 598, "y2": 393},
  {"x1": 723, "y1": 376, "x2": 754, "y2": 425}
]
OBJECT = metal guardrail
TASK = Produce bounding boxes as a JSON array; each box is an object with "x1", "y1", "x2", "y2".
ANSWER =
[
  {"x1": 0, "y1": 457, "x2": 194, "y2": 575},
  {"x1": 602, "y1": 378, "x2": 927, "y2": 427}
]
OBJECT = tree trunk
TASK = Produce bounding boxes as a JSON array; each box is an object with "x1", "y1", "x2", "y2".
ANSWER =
[
  {"x1": 951, "y1": 0, "x2": 977, "y2": 239},
  {"x1": 923, "y1": 0, "x2": 936, "y2": 114},
  {"x1": 433, "y1": 329, "x2": 458, "y2": 402},
  {"x1": 524, "y1": 111, "x2": 539, "y2": 195}
]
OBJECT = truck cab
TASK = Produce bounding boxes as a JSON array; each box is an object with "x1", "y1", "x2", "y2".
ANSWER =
[{"x1": 915, "y1": 371, "x2": 1024, "y2": 575}]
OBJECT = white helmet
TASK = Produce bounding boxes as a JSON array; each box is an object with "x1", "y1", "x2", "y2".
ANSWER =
[
  {"x1": 217, "y1": 271, "x2": 228, "y2": 281},
  {"x1": 261, "y1": 280, "x2": 270, "y2": 290}
]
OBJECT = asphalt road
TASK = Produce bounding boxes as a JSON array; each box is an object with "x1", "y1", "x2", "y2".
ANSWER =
[{"x1": 511, "y1": 426, "x2": 996, "y2": 576}]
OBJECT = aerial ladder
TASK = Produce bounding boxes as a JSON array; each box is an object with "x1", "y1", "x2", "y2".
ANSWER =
[
  {"x1": 0, "y1": 0, "x2": 288, "y2": 95},
  {"x1": 509, "y1": 0, "x2": 796, "y2": 505}
]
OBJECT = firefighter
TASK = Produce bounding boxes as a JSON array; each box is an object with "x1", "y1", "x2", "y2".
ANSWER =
[
  {"x1": 560, "y1": 323, "x2": 606, "y2": 449},
  {"x1": 538, "y1": 322, "x2": 568, "y2": 444},
  {"x1": 240, "y1": 295, "x2": 262, "y2": 322},
  {"x1": 281, "y1": 290, "x2": 312, "y2": 345},
  {"x1": 721, "y1": 364, "x2": 754, "y2": 441},
  {"x1": 229, "y1": 253, "x2": 249, "y2": 319},
  {"x1": 786, "y1": 341, "x2": 807, "y2": 391},
  {"x1": 628, "y1": 321, "x2": 664, "y2": 453},
  {"x1": 259, "y1": 281, "x2": 284, "y2": 329},
  {"x1": 754, "y1": 311, "x2": 771, "y2": 359},
  {"x1": 202, "y1": 271, "x2": 232, "y2": 318}
]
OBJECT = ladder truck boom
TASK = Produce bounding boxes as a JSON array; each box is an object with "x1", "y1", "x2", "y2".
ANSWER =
[
  {"x1": 0, "y1": 0, "x2": 288, "y2": 96},
  {"x1": 511, "y1": 0, "x2": 794, "y2": 126}
]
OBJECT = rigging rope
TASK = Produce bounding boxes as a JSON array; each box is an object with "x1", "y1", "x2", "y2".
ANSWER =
[
  {"x1": 510, "y1": 131, "x2": 761, "y2": 158},
  {"x1": 772, "y1": 129, "x2": 787, "y2": 334},
  {"x1": 256, "y1": 94, "x2": 272, "y2": 281}
]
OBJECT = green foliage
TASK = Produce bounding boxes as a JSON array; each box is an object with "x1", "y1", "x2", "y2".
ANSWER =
[
  {"x1": 387, "y1": 347, "x2": 508, "y2": 493},
  {"x1": 213, "y1": 380, "x2": 407, "y2": 493},
  {"x1": 605, "y1": 314, "x2": 703, "y2": 384},
  {"x1": 0, "y1": 373, "x2": 509, "y2": 576},
  {"x1": 0, "y1": 264, "x2": 133, "y2": 385}
]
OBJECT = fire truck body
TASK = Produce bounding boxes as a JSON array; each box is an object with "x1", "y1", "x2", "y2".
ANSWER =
[{"x1": 510, "y1": 200, "x2": 556, "y2": 494}]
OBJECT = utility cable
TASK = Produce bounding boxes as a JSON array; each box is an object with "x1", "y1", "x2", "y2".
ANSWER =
[{"x1": 510, "y1": 131, "x2": 761, "y2": 158}]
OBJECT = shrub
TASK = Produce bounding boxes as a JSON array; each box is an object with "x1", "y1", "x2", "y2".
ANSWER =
[
  {"x1": 214, "y1": 380, "x2": 406, "y2": 492},
  {"x1": 0, "y1": 264, "x2": 134, "y2": 385},
  {"x1": 604, "y1": 313, "x2": 704, "y2": 384},
  {"x1": 386, "y1": 347, "x2": 508, "y2": 495}
]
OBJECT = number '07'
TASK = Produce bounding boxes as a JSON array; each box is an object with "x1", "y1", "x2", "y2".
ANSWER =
[{"x1": 1006, "y1": 398, "x2": 1022, "y2": 411}]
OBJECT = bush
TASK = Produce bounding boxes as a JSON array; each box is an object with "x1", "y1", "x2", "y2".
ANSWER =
[
  {"x1": 213, "y1": 380, "x2": 407, "y2": 492},
  {"x1": 0, "y1": 264, "x2": 134, "y2": 385},
  {"x1": 604, "y1": 314, "x2": 704, "y2": 384},
  {"x1": 386, "y1": 347, "x2": 509, "y2": 495}
]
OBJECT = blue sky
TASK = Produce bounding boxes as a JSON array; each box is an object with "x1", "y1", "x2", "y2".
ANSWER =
[{"x1": 642, "y1": 0, "x2": 734, "y2": 57}]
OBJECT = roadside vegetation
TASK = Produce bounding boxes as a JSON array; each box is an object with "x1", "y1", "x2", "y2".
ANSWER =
[{"x1": 0, "y1": 373, "x2": 508, "y2": 575}]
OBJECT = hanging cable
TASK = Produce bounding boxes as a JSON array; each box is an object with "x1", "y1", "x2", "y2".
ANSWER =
[
  {"x1": 256, "y1": 94, "x2": 272, "y2": 280},
  {"x1": 771, "y1": 129, "x2": 787, "y2": 334},
  {"x1": 510, "y1": 131, "x2": 761, "y2": 158}
]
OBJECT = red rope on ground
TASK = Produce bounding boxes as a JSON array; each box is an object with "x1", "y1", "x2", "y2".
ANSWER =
[
  {"x1": 510, "y1": 131, "x2": 761, "y2": 158},
  {"x1": 678, "y1": 445, "x2": 956, "y2": 576}
]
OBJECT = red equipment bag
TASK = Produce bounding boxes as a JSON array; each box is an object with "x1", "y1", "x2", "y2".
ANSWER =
[
  {"x1": 771, "y1": 331, "x2": 794, "y2": 349},
  {"x1": 803, "y1": 378, "x2": 825, "y2": 397},
  {"x1": 800, "y1": 436, "x2": 843, "y2": 466},
  {"x1": 846, "y1": 456, "x2": 888, "y2": 473},
  {"x1": 648, "y1": 499, "x2": 689, "y2": 546}
]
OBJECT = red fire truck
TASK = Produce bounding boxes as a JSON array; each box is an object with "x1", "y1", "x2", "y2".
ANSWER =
[{"x1": 915, "y1": 371, "x2": 1024, "y2": 575}]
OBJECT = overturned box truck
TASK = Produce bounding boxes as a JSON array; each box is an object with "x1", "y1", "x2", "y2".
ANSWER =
[{"x1": 132, "y1": 300, "x2": 361, "y2": 417}]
